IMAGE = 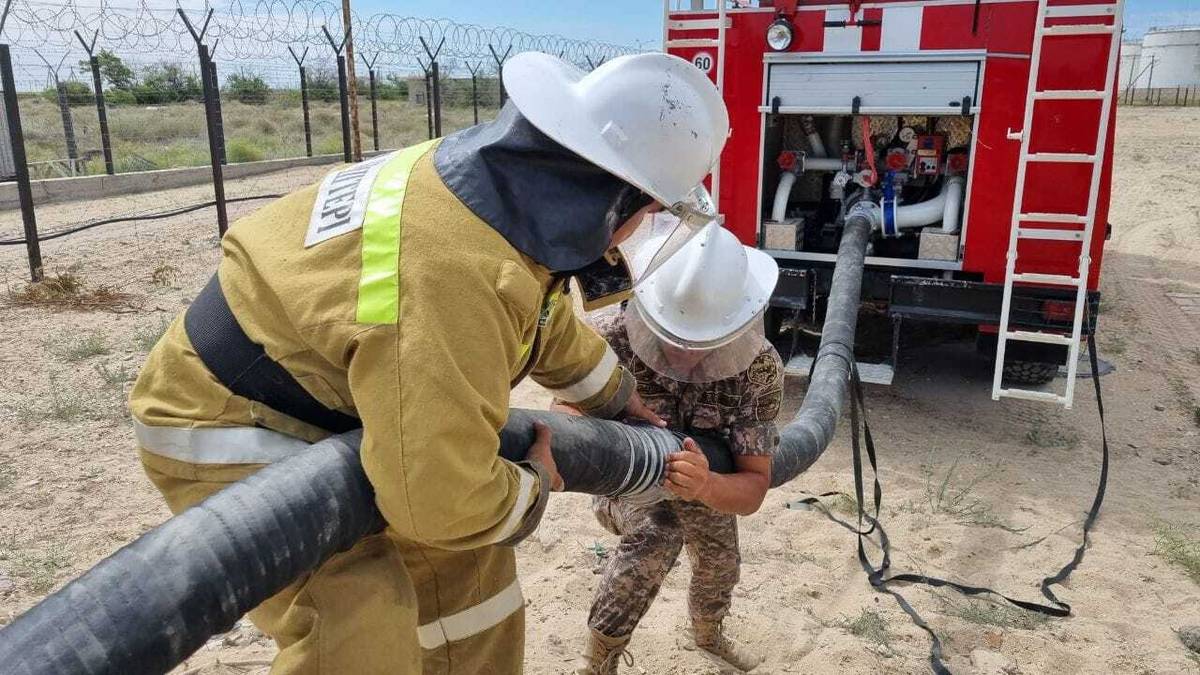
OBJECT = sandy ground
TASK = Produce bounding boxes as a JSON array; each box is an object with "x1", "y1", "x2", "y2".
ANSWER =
[{"x1": 0, "y1": 107, "x2": 1198, "y2": 675}]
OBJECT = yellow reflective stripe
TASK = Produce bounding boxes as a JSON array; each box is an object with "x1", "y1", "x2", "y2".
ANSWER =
[{"x1": 356, "y1": 139, "x2": 438, "y2": 325}]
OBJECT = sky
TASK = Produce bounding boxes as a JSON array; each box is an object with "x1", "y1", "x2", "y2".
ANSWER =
[{"x1": 351, "y1": 0, "x2": 1200, "y2": 44}]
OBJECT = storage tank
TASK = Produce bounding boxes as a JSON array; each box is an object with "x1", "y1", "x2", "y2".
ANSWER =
[
  {"x1": 1140, "y1": 27, "x2": 1200, "y2": 88},
  {"x1": 1118, "y1": 41, "x2": 1142, "y2": 90}
]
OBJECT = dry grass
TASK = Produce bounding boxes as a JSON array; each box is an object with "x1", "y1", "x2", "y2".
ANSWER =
[
  {"x1": 1024, "y1": 413, "x2": 1081, "y2": 449},
  {"x1": 935, "y1": 594, "x2": 1048, "y2": 630},
  {"x1": 7, "y1": 548, "x2": 71, "y2": 594},
  {"x1": 133, "y1": 316, "x2": 171, "y2": 352},
  {"x1": 21, "y1": 97, "x2": 495, "y2": 175},
  {"x1": 51, "y1": 331, "x2": 111, "y2": 362},
  {"x1": 150, "y1": 263, "x2": 179, "y2": 288},
  {"x1": 838, "y1": 608, "x2": 893, "y2": 651},
  {"x1": 6, "y1": 272, "x2": 135, "y2": 311},
  {"x1": 923, "y1": 456, "x2": 1026, "y2": 533},
  {"x1": 1153, "y1": 522, "x2": 1200, "y2": 586}
]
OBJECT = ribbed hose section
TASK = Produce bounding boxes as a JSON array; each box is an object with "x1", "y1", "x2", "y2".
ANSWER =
[
  {"x1": 0, "y1": 219, "x2": 872, "y2": 674},
  {"x1": 0, "y1": 432, "x2": 381, "y2": 675},
  {"x1": 769, "y1": 214, "x2": 872, "y2": 486},
  {"x1": 498, "y1": 409, "x2": 724, "y2": 495}
]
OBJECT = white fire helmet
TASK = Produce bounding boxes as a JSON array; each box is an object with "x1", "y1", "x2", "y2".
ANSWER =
[
  {"x1": 502, "y1": 51, "x2": 730, "y2": 280},
  {"x1": 625, "y1": 221, "x2": 780, "y2": 383}
]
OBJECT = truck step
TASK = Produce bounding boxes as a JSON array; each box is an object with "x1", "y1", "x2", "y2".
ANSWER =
[
  {"x1": 1017, "y1": 227, "x2": 1087, "y2": 241},
  {"x1": 1011, "y1": 272, "x2": 1082, "y2": 286},
  {"x1": 667, "y1": 18, "x2": 731, "y2": 31},
  {"x1": 1043, "y1": 4, "x2": 1118, "y2": 19},
  {"x1": 1025, "y1": 152, "x2": 1099, "y2": 163},
  {"x1": 996, "y1": 388, "x2": 1070, "y2": 405},
  {"x1": 785, "y1": 355, "x2": 894, "y2": 386},
  {"x1": 1042, "y1": 23, "x2": 1116, "y2": 36},
  {"x1": 664, "y1": 38, "x2": 719, "y2": 48},
  {"x1": 1018, "y1": 212, "x2": 1090, "y2": 225},
  {"x1": 1034, "y1": 89, "x2": 1106, "y2": 100},
  {"x1": 1004, "y1": 330, "x2": 1075, "y2": 346}
]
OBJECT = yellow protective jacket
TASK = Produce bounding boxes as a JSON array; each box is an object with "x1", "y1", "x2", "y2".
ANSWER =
[{"x1": 131, "y1": 141, "x2": 632, "y2": 550}]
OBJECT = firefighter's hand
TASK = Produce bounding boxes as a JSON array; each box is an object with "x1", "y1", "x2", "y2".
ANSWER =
[
  {"x1": 525, "y1": 422, "x2": 564, "y2": 492},
  {"x1": 665, "y1": 438, "x2": 710, "y2": 501},
  {"x1": 550, "y1": 402, "x2": 584, "y2": 416},
  {"x1": 624, "y1": 390, "x2": 667, "y2": 427}
]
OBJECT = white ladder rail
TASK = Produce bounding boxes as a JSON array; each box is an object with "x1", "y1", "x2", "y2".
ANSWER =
[
  {"x1": 992, "y1": 0, "x2": 1123, "y2": 408},
  {"x1": 663, "y1": 1, "x2": 728, "y2": 209},
  {"x1": 1062, "y1": 1, "x2": 1123, "y2": 406}
]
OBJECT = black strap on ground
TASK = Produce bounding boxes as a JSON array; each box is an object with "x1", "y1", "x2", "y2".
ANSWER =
[
  {"x1": 185, "y1": 274, "x2": 362, "y2": 434},
  {"x1": 798, "y1": 335, "x2": 1111, "y2": 673}
]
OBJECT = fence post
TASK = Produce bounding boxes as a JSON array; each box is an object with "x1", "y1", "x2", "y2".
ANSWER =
[
  {"x1": 419, "y1": 37, "x2": 445, "y2": 138},
  {"x1": 418, "y1": 59, "x2": 433, "y2": 140},
  {"x1": 360, "y1": 53, "x2": 379, "y2": 151},
  {"x1": 75, "y1": 30, "x2": 114, "y2": 175},
  {"x1": 1175, "y1": 86, "x2": 1180, "y2": 106},
  {"x1": 339, "y1": 0, "x2": 362, "y2": 162},
  {"x1": 467, "y1": 61, "x2": 481, "y2": 125},
  {"x1": 54, "y1": 81, "x2": 79, "y2": 172},
  {"x1": 178, "y1": 8, "x2": 229, "y2": 236},
  {"x1": 0, "y1": 43, "x2": 42, "y2": 281},
  {"x1": 35, "y1": 50, "x2": 79, "y2": 175},
  {"x1": 207, "y1": 57, "x2": 226, "y2": 165},
  {"x1": 288, "y1": 46, "x2": 312, "y2": 157},
  {"x1": 323, "y1": 25, "x2": 353, "y2": 163},
  {"x1": 488, "y1": 44, "x2": 512, "y2": 106}
]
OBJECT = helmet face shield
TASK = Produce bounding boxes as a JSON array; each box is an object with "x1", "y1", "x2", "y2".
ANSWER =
[
  {"x1": 634, "y1": 184, "x2": 718, "y2": 283},
  {"x1": 624, "y1": 299, "x2": 767, "y2": 384}
]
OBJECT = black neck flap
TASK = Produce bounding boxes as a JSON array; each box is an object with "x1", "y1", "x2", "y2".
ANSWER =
[{"x1": 433, "y1": 102, "x2": 630, "y2": 272}]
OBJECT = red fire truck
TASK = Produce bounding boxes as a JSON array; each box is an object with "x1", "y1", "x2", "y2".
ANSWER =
[{"x1": 664, "y1": 0, "x2": 1122, "y2": 408}]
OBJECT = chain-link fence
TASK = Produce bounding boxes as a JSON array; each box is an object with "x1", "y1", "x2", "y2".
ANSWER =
[{"x1": 0, "y1": 0, "x2": 640, "y2": 283}]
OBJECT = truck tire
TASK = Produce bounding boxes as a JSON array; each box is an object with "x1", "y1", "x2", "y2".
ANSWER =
[{"x1": 1002, "y1": 360, "x2": 1059, "y2": 385}]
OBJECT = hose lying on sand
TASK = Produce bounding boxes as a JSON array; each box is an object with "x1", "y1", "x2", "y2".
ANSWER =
[{"x1": 0, "y1": 216, "x2": 873, "y2": 675}]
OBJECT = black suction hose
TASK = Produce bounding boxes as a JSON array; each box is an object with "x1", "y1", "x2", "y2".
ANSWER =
[
  {"x1": 0, "y1": 217, "x2": 874, "y2": 674},
  {"x1": 0, "y1": 433, "x2": 381, "y2": 675},
  {"x1": 769, "y1": 213, "x2": 872, "y2": 486}
]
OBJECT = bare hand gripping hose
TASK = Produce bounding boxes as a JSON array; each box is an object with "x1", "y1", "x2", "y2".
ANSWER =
[{"x1": 0, "y1": 217, "x2": 873, "y2": 674}]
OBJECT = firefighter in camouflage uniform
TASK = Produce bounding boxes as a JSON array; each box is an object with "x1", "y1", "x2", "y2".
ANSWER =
[{"x1": 562, "y1": 221, "x2": 783, "y2": 674}]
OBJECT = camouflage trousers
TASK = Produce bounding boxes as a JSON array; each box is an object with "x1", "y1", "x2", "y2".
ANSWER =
[{"x1": 588, "y1": 495, "x2": 740, "y2": 639}]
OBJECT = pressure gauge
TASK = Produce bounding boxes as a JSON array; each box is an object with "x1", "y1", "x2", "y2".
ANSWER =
[{"x1": 766, "y1": 17, "x2": 795, "y2": 51}]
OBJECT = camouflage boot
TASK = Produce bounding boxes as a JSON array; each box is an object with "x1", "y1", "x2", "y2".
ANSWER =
[
  {"x1": 574, "y1": 628, "x2": 633, "y2": 675},
  {"x1": 686, "y1": 620, "x2": 763, "y2": 673}
]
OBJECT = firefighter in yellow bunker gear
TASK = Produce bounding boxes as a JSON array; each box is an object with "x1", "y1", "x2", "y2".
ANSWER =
[{"x1": 128, "y1": 52, "x2": 729, "y2": 674}]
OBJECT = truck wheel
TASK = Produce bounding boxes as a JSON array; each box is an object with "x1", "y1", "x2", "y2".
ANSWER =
[{"x1": 1002, "y1": 360, "x2": 1059, "y2": 385}]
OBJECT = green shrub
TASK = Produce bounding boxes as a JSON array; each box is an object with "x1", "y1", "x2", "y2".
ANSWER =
[
  {"x1": 134, "y1": 63, "x2": 203, "y2": 104},
  {"x1": 105, "y1": 88, "x2": 136, "y2": 106},
  {"x1": 79, "y1": 50, "x2": 136, "y2": 91},
  {"x1": 226, "y1": 138, "x2": 265, "y2": 163},
  {"x1": 307, "y1": 70, "x2": 342, "y2": 103},
  {"x1": 225, "y1": 73, "x2": 270, "y2": 105},
  {"x1": 41, "y1": 81, "x2": 93, "y2": 107}
]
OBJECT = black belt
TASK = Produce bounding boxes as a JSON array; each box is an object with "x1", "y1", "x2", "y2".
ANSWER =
[{"x1": 184, "y1": 274, "x2": 361, "y2": 434}]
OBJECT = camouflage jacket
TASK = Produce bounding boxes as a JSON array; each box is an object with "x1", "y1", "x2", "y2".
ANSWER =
[{"x1": 590, "y1": 310, "x2": 784, "y2": 457}]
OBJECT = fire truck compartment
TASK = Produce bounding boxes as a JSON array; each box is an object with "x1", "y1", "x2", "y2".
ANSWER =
[{"x1": 763, "y1": 52, "x2": 982, "y2": 114}]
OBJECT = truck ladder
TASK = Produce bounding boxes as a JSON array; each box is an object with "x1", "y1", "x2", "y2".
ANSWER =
[
  {"x1": 992, "y1": 0, "x2": 1123, "y2": 408},
  {"x1": 663, "y1": 0, "x2": 728, "y2": 205}
]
